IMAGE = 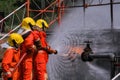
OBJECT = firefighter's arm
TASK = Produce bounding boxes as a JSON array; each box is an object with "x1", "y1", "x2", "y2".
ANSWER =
[
  {"x1": 33, "y1": 31, "x2": 42, "y2": 49},
  {"x1": 24, "y1": 33, "x2": 36, "y2": 54},
  {"x1": 2, "y1": 48, "x2": 13, "y2": 77},
  {"x1": 39, "y1": 31, "x2": 48, "y2": 48},
  {"x1": 47, "y1": 46, "x2": 57, "y2": 54},
  {"x1": 39, "y1": 31, "x2": 57, "y2": 54},
  {"x1": 43, "y1": 46, "x2": 57, "y2": 54}
]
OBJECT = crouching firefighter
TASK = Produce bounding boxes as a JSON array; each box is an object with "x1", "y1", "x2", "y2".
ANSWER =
[
  {"x1": 1, "y1": 33, "x2": 24, "y2": 80},
  {"x1": 32, "y1": 19, "x2": 57, "y2": 80}
]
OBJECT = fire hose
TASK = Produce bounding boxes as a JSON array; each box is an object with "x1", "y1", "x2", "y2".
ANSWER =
[
  {"x1": 2, "y1": 53, "x2": 27, "y2": 80},
  {"x1": 5, "y1": 46, "x2": 57, "y2": 80},
  {"x1": 13, "y1": 47, "x2": 57, "y2": 73},
  {"x1": 12, "y1": 53, "x2": 27, "y2": 73},
  {"x1": 14, "y1": 47, "x2": 57, "y2": 71}
]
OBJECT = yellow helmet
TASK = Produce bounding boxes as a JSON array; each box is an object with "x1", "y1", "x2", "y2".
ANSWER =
[
  {"x1": 8, "y1": 33, "x2": 24, "y2": 47},
  {"x1": 35, "y1": 19, "x2": 49, "y2": 29},
  {"x1": 21, "y1": 17, "x2": 35, "y2": 30}
]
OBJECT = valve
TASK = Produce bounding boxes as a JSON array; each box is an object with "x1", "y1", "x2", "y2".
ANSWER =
[
  {"x1": 81, "y1": 41, "x2": 115, "y2": 62},
  {"x1": 81, "y1": 40, "x2": 93, "y2": 61}
]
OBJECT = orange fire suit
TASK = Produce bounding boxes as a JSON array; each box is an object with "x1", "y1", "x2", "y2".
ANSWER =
[
  {"x1": 38, "y1": 30, "x2": 49, "y2": 63},
  {"x1": 32, "y1": 30, "x2": 49, "y2": 80},
  {"x1": 20, "y1": 31, "x2": 37, "y2": 80},
  {"x1": 2, "y1": 47, "x2": 20, "y2": 80}
]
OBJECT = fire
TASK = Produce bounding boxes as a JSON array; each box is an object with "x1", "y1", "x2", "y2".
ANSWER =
[{"x1": 73, "y1": 46, "x2": 84, "y2": 55}]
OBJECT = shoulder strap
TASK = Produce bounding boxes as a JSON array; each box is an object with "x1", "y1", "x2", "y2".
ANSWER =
[{"x1": 22, "y1": 31, "x2": 31, "y2": 39}]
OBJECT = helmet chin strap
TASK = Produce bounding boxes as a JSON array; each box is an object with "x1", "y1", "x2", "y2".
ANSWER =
[
  {"x1": 12, "y1": 39, "x2": 18, "y2": 48},
  {"x1": 42, "y1": 22, "x2": 45, "y2": 31},
  {"x1": 28, "y1": 23, "x2": 34, "y2": 30}
]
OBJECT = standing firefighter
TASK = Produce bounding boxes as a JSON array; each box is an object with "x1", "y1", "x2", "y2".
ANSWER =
[
  {"x1": 1, "y1": 33, "x2": 24, "y2": 80},
  {"x1": 20, "y1": 17, "x2": 37, "y2": 80},
  {"x1": 33, "y1": 19, "x2": 57, "y2": 80}
]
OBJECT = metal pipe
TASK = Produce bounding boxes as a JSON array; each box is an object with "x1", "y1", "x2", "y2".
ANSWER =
[
  {"x1": 89, "y1": 53, "x2": 115, "y2": 61},
  {"x1": 83, "y1": 0, "x2": 86, "y2": 28},
  {"x1": 58, "y1": 0, "x2": 61, "y2": 25},
  {"x1": 110, "y1": 0, "x2": 114, "y2": 30},
  {"x1": 33, "y1": 0, "x2": 57, "y2": 18},
  {"x1": 112, "y1": 72, "x2": 120, "y2": 80},
  {"x1": 30, "y1": 9, "x2": 55, "y2": 12},
  {"x1": 0, "y1": 2, "x2": 27, "y2": 23},
  {"x1": 0, "y1": 24, "x2": 21, "y2": 40},
  {"x1": 26, "y1": 0, "x2": 30, "y2": 17},
  {"x1": 49, "y1": 17, "x2": 58, "y2": 26},
  {"x1": 81, "y1": 52, "x2": 117, "y2": 79},
  {"x1": 60, "y1": 2, "x2": 120, "y2": 8},
  {"x1": 110, "y1": 0, "x2": 116, "y2": 43},
  {"x1": 83, "y1": 0, "x2": 86, "y2": 11},
  {"x1": 81, "y1": 52, "x2": 115, "y2": 62}
]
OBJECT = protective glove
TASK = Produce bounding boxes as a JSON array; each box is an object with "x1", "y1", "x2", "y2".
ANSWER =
[
  {"x1": 50, "y1": 49, "x2": 57, "y2": 54},
  {"x1": 26, "y1": 45, "x2": 36, "y2": 54},
  {"x1": 34, "y1": 40, "x2": 41, "y2": 50},
  {"x1": 3, "y1": 71, "x2": 12, "y2": 78},
  {"x1": 47, "y1": 48, "x2": 58, "y2": 54}
]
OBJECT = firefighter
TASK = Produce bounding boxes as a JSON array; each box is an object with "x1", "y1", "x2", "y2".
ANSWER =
[
  {"x1": 20, "y1": 17, "x2": 38, "y2": 80},
  {"x1": 35, "y1": 19, "x2": 57, "y2": 54},
  {"x1": 32, "y1": 19, "x2": 57, "y2": 80},
  {"x1": 1, "y1": 33, "x2": 24, "y2": 80}
]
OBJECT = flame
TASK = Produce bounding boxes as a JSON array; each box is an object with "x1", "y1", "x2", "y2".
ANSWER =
[
  {"x1": 72, "y1": 46, "x2": 84, "y2": 55},
  {"x1": 66, "y1": 46, "x2": 84, "y2": 55}
]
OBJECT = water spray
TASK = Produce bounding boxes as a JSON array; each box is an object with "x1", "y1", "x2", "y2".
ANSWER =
[{"x1": 81, "y1": 41, "x2": 120, "y2": 79}]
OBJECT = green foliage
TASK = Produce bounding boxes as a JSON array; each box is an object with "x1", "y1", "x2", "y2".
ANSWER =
[
  {"x1": 0, "y1": 0, "x2": 56, "y2": 17},
  {"x1": 0, "y1": 0, "x2": 21, "y2": 16},
  {"x1": 0, "y1": 0, "x2": 57, "y2": 33}
]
